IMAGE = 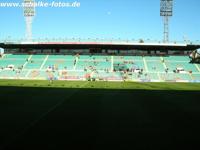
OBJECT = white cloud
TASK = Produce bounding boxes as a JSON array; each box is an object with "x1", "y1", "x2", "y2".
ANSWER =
[{"x1": 107, "y1": 11, "x2": 111, "y2": 15}]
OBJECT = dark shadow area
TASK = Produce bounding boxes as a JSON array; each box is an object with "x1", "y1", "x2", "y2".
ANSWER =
[{"x1": 0, "y1": 86, "x2": 200, "y2": 150}]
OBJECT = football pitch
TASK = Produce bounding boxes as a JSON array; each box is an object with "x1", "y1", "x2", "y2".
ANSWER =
[{"x1": 0, "y1": 80, "x2": 200, "y2": 149}]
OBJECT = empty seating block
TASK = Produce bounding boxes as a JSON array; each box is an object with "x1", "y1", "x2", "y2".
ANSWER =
[
  {"x1": 174, "y1": 73, "x2": 192, "y2": 80},
  {"x1": 146, "y1": 61, "x2": 165, "y2": 72},
  {"x1": 192, "y1": 74, "x2": 200, "y2": 80},
  {"x1": 145, "y1": 56, "x2": 161, "y2": 61},
  {"x1": 0, "y1": 70, "x2": 28, "y2": 78},
  {"x1": 43, "y1": 55, "x2": 74, "y2": 70},
  {"x1": 5, "y1": 54, "x2": 30, "y2": 59},
  {"x1": 132, "y1": 61, "x2": 145, "y2": 70},
  {"x1": 165, "y1": 62, "x2": 198, "y2": 72},
  {"x1": 148, "y1": 73, "x2": 159, "y2": 80},
  {"x1": 160, "y1": 73, "x2": 191, "y2": 81},
  {"x1": 160, "y1": 73, "x2": 176, "y2": 81},
  {"x1": 25, "y1": 61, "x2": 44, "y2": 69},
  {"x1": 163, "y1": 56, "x2": 190, "y2": 61}
]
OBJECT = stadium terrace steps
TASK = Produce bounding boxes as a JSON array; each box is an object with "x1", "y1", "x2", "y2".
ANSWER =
[
  {"x1": 146, "y1": 61, "x2": 165, "y2": 72},
  {"x1": 0, "y1": 70, "x2": 28, "y2": 78},
  {"x1": 195, "y1": 64, "x2": 200, "y2": 72},
  {"x1": 192, "y1": 74, "x2": 200, "y2": 80},
  {"x1": 0, "y1": 54, "x2": 200, "y2": 82},
  {"x1": 165, "y1": 62, "x2": 198, "y2": 72},
  {"x1": 163, "y1": 56, "x2": 190, "y2": 61}
]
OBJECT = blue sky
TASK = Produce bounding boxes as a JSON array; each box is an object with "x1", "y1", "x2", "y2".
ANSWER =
[{"x1": 0, "y1": 0, "x2": 200, "y2": 41}]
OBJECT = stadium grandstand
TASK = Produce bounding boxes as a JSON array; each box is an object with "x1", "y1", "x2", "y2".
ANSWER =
[{"x1": 0, "y1": 39, "x2": 200, "y2": 82}]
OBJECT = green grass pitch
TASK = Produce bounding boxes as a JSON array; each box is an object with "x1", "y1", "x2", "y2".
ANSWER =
[
  {"x1": 0, "y1": 80, "x2": 200, "y2": 149},
  {"x1": 1, "y1": 79, "x2": 200, "y2": 90}
]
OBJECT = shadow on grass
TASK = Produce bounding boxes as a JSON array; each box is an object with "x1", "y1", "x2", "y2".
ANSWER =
[{"x1": 0, "y1": 86, "x2": 200, "y2": 150}]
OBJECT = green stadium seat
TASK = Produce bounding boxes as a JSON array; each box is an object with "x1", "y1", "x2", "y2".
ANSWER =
[{"x1": 0, "y1": 54, "x2": 198, "y2": 82}]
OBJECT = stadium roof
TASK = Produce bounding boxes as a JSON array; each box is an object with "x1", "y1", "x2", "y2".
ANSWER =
[{"x1": 0, "y1": 41, "x2": 200, "y2": 51}]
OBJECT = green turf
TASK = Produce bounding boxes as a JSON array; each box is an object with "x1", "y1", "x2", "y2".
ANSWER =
[
  {"x1": 0, "y1": 80, "x2": 200, "y2": 149},
  {"x1": 0, "y1": 79, "x2": 200, "y2": 90}
]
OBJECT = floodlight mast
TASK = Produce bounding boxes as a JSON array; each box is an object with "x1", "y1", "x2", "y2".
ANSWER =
[
  {"x1": 23, "y1": 0, "x2": 35, "y2": 41},
  {"x1": 160, "y1": 0, "x2": 173, "y2": 43}
]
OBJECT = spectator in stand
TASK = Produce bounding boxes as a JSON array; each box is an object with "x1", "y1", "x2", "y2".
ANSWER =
[
  {"x1": 76, "y1": 53, "x2": 80, "y2": 59},
  {"x1": 152, "y1": 66, "x2": 156, "y2": 70},
  {"x1": 74, "y1": 59, "x2": 76, "y2": 66},
  {"x1": 165, "y1": 68, "x2": 168, "y2": 74}
]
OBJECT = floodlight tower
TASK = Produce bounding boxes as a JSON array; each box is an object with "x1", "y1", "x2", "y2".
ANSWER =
[
  {"x1": 23, "y1": 0, "x2": 35, "y2": 41},
  {"x1": 160, "y1": 0, "x2": 173, "y2": 43}
]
